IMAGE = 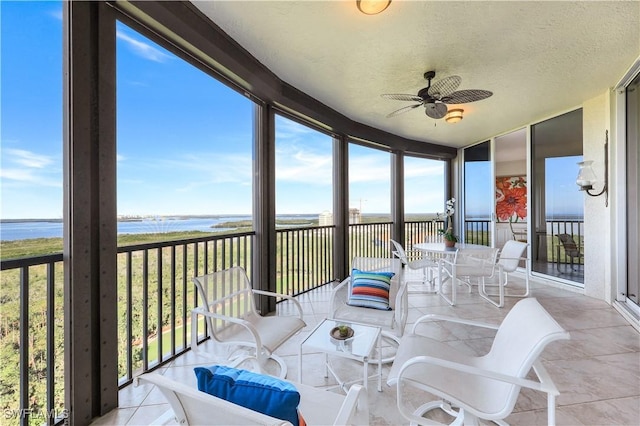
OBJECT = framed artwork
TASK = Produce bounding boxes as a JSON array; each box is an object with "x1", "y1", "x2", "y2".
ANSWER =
[{"x1": 496, "y1": 176, "x2": 527, "y2": 222}]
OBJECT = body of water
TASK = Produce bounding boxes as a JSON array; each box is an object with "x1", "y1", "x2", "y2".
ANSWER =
[{"x1": 0, "y1": 216, "x2": 315, "y2": 241}]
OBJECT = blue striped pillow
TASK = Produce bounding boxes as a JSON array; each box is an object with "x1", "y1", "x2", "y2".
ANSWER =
[{"x1": 347, "y1": 268, "x2": 394, "y2": 310}]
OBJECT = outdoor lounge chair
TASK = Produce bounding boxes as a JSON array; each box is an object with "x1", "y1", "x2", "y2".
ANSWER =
[
  {"x1": 556, "y1": 233, "x2": 584, "y2": 272},
  {"x1": 191, "y1": 266, "x2": 305, "y2": 378},
  {"x1": 387, "y1": 297, "x2": 570, "y2": 426},
  {"x1": 329, "y1": 257, "x2": 406, "y2": 363},
  {"x1": 390, "y1": 239, "x2": 439, "y2": 292},
  {"x1": 136, "y1": 371, "x2": 369, "y2": 425}
]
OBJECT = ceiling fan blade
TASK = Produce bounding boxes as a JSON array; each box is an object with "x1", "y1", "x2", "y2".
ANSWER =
[
  {"x1": 442, "y1": 89, "x2": 493, "y2": 104},
  {"x1": 425, "y1": 102, "x2": 448, "y2": 119},
  {"x1": 427, "y1": 75, "x2": 461, "y2": 99},
  {"x1": 386, "y1": 103, "x2": 423, "y2": 118},
  {"x1": 381, "y1": 93, "x2": 423, "y2": 102}
]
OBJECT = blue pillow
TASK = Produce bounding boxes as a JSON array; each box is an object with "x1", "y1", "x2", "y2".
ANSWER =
[
  {"x1": 194, "y1": 365, "x2": 301, "y2": 426},
  {"x1": 347, "y1": 268, "x2": 394, "y2": 311}
]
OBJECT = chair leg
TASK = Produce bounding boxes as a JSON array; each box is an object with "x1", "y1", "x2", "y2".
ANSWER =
[
  {"x1": 437, "y1": 263, "x2": 457, "y2": 306},
  {"x1": 479, "y1": 273, "x2": 504, "y2": 308},
  {"x1": 365, "y1": 331, "x2": 400, "y2": 364}
]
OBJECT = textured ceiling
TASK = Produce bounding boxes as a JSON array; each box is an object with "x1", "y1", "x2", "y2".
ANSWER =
[{"x1": 192, "y1": 1, "x2": 639, "y2": 149}]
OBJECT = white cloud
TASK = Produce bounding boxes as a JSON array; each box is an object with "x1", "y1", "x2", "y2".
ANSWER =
[
  {"x1": 116, "y1": 30, "x2": 173, "y2": 63},
  {"x1": 349, "y1": 153, "x2": 391, "y2": 183},
  {"x1": 0, "y1": 168, "x2": 61, "y2": 188},
  {"x1": 276, "y1": 145, "x2": 332, "y2": 185},
  {"x1": 3, "y1": 148, "x2": 53, "y2": 168}
]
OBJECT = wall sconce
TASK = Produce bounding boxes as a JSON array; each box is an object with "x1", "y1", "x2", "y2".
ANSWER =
[
  {"x1": 576, "y1": 130, "x2": 608, "y2": 207},
  {"x1": 445, "y1": 109, "x2": 464, "y2": 123},
  {"x1": 357, "y1": 0, "x2": 391, "y2": 15}
]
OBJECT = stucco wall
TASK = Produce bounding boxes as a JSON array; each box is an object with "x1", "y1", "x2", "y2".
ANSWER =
[{"x1": 582, "y1": 93, "x2": 611, "y2": 302}]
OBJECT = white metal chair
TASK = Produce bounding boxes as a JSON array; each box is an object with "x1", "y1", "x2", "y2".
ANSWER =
[
  {"x1": 329, "y1": 257, "x2": 406, "y2": 363},
  {"x1": 390, "y1": 239, "x2": 439, "y2": 292},
  {"x1": 136, "y1": 372, "x2": 369, "y2": 426},
  {"x1": 479, "y1": 240, "x2": 530, "y2": 307},
  {"x1": 437, "y1": 247, "x2": 500, "y2": 306},
  {"x1": 191, "y1": 266, "x2": 305, "y2": 378},
  {"x1": 387, "y1": 297, "x2": 570, "y2": 426}
]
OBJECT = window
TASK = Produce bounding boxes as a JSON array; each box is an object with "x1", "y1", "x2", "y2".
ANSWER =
[{"x1": 348, "y1": 144, "x2": 391, "y2": 222}]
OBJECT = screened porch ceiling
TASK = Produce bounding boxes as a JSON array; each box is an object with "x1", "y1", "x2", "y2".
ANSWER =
[{"x1": 192, "y1": 1, "x2": 638, "y2": 149}]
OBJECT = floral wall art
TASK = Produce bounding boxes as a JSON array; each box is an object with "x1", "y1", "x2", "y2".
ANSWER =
[{"x1": 496, "y1": 176, "x2": 527, "y2": 222}]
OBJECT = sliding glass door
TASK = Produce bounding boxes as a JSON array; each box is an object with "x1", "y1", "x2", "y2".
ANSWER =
[
  {"x1": 625, "y1": 73, "x2": 639, "y2": 306},
  {"x1": 531, "y1": 109, "x2": 584, "y2": 284},
  {"x1": 463, "y1": 141, "x2": 493, "y2": 246}
]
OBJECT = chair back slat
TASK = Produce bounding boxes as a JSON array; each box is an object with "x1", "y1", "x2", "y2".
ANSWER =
[
  {"x1": 486, "y1": 297, "x2": 569, "y2": 377},
  {"x1": 497, "y1": 240, "x2": 528, "y2": 273},
  {"x1": 193, "y1": 267, "x2": 256, "y2": 338}
]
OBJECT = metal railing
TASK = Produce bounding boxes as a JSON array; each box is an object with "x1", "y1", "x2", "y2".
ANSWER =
[
  {"x1": 8, "y1": 217, "x2": 570, "y2": 424},
  {"x1": 116, "y1": 232, "x2": 254, "y2": 386},
  {"x1": 276, "y1": 225, "x2": 335, "y2": 295},
  {"x1": 348, "y1": 222, "x2": 393, "y2": 260},
  {"x1": 0, "y1": 254, "x2": 65, "y2": 425},
  {"x1": 544, "y1": 219, "x2": 585, "y2": 266},
  {"x1": 464, "y1": 219, "x2": 492, "y2": 245},
  {"x1": 405, "y1": 220, "x2": 445, "y2": 246}
]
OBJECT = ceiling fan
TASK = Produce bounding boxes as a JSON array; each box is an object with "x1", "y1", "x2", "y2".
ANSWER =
[{"x1": 381, "y1": 70, "x2": 493, "y2": 119}]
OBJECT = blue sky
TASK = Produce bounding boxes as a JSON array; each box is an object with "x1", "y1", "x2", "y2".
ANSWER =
[
  {"x1": 0, "y1": 1, "x2": 580, "y2": 220},
  {"x1": 0, "y1": 1, "x2": 445, "y2": 219}
]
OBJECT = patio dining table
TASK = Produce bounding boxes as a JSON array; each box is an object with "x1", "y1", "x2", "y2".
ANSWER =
[{"x1": 413, "y1": 242, "x2": 495, "y2": 305}]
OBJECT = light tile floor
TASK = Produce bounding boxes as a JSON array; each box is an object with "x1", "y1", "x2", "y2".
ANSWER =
[{"x1": 92, "y1": 270, "x2": 640, "y2": 425}]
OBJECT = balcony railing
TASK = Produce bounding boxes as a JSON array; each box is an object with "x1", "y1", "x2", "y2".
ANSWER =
[
  {"x1": 544, "y1": 219, "x2": 585, "y2": 266},
  {"x1": 0, "y1": 254, "x2": 65, "y2": 426},
  {"x1": 0, "y1": 218, "x2": 583, "y2": 424},
  {"x1": 465, "y1": 219, "x2": 492, "y2": 245},
  {"x1": 116, "y1": 232, "x2": 254, "y2": 386}
]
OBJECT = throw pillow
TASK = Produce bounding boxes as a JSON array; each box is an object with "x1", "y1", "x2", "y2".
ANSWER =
[
  {"x1": 347, "y1": 268, "x2": 394, "y2": 310},
  {"x1": 194, "y1": 365, "x2": 301, "y2": 426}
]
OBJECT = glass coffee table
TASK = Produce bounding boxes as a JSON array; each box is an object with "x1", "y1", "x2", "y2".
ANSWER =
[{"x1": 298, "y1": 318, "x2": 382, "y2": 392}]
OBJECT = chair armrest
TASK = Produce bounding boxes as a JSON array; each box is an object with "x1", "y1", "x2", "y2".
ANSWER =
[
  {"x1": 332, "y1": 384, "x2": 369, "y2": 426},
  {"x1": 191, "y1": 307, "x2": 263, "y2": 348},
  {"x1": 399, "y1": 355, "x2": 560, "y2": 395},
  {"x1": 394, "y1": 278, "x2": 409, "y2": 332},
  {"x1": 328, "y1": 277, "x2": 350, "y2": 317},
  {"x1": 252, "y1": 289, "x2": 304, "y2": 319},
  {"x1": 411, "y1": 313, "x2": 499, "y2": 333}
]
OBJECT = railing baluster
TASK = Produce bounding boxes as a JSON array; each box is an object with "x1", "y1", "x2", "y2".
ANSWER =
[
  {"x1": 46, "y1": 262, "x2": 55, "y2": 425},
  {"x1": 182, "y1": 243, "x2": 188, "y2": 351},
  {"x1": 126, "y1": 252, "x2": 133, "y2": 382},
  {"x1": 157, "y1": 247, "x2": 163, "y2": 364},
  {"x1": 142, "y1": 250, "x2": 149, "y2": 372},
  {"x1": 19, "y1": 266, "x2": 29, "y2": 426},
  {"x1": 170, "y1": 246, "x2": 176, "y2": 357}
]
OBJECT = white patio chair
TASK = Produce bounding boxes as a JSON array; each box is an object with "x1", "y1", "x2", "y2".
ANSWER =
[
  {"x1": 136, "y1": 371, "x2": 369, "y2": 426},
  {"x1": 437, "y1": 247, "x2": 500, "y2": 306},
  {"x1": 387, "y1": 297, "x2": 570, "y2": 426},
  {"x1": 191, "y1": 266, "x2": 305, "y2": 378},
  {"x1": 329, "y1": 257, "x2": 406, "y2": 363},
  {"x1": 479, "y1": 240, "x2": 530, "y2": 306},
  {"x1": 390, "y1": 239, "x2": 439, "y2": 293}
]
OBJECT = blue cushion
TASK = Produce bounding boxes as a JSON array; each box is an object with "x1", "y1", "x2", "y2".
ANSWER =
[
  {"x1": 194, "y1": 365, "x2": 300, "y2": 426},
  {"x1": 347, "y1": 268, "x2": 394, "y2": 311}
]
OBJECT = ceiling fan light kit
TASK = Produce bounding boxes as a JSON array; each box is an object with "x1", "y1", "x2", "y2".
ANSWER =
[
  {"x1": 445, "y1": 109, "x2": 464, "y2": 123},
  {"x1": 357, "y1": 0, "x2": 391, "y2": 15},
  {"x1": 382, "y1": 70, "x2": 492, "y2": 121}
]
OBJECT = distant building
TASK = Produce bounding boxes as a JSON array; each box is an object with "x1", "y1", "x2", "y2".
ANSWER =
[
  {"x1": 349, "y1": 208, "x2": 361, "y2": 224},
  {"x1": 318, "y1": 210, "x2": 333, "y2": 226}
]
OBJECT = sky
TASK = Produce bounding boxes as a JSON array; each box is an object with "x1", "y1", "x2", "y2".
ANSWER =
[{"x1": 1, "y1": 1, "x2": 582, "y2": 220}]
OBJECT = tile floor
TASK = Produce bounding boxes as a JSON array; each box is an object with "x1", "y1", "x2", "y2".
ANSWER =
[{"x1": 92, "y1": 270, "x2": 640, "y2": 425}]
